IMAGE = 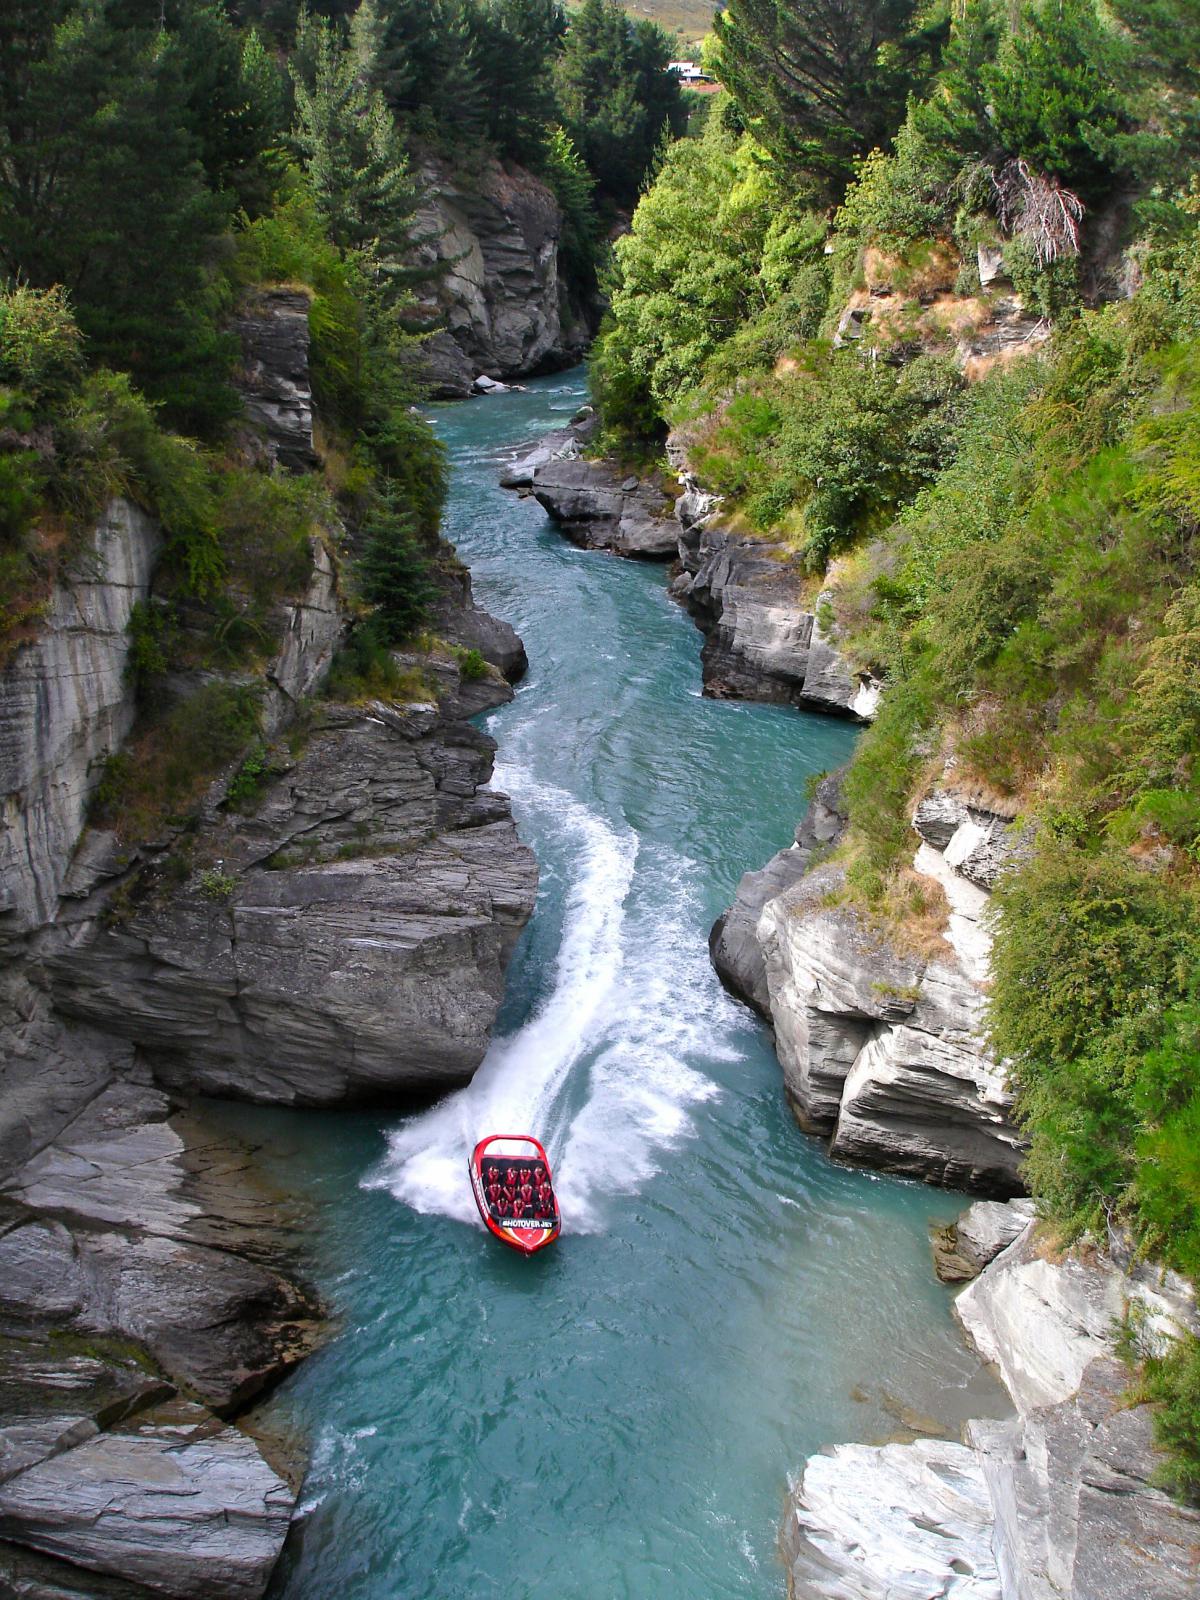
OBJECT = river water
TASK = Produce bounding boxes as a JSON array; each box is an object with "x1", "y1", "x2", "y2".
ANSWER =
[{"x1": 258, "y1": 371, "x2": 1002, "y2": 1599}]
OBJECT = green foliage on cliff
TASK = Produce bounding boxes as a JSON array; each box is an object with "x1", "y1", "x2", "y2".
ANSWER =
[{"x1": 591, "y1": 0, "x2": 1200, "y2": 1496}]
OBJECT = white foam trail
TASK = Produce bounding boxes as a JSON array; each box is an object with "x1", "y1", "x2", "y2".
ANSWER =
[
  {"x1": 366, "y1": 767, "x2": 637, "y2": 1224},
  {"x1": 367, "y1": 770, "x2": 741, "y2": 1233}
]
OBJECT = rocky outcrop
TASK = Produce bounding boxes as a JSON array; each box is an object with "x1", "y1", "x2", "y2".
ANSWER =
[
  {"x1": 234, "y1": 290, "x2": 316, "y2": 472},
  {"x1": 0, "y1": 499, "x2": 160, "y2": 950},
  {"x1": 673, "y1": 517, "x2": 879, "y2": 718},
  {"x1": 783, "y1": 1437, "x2": 1002, "y2": 1599},
  {"x1": 0, "y1": 1027, "x2": 318, "y2": 1599},
  {"x1": 498, "y1": 407, "x2": 598, "y2": 490},
  {"x1": 48, "y1": 684, "x2": 537, "y2": 1106},
  {"x1": 530, "y1": 458, "x2": 678, "y2": 558},
  {"x1": 960, "y1": 1223, "x2": 1200, "y2": 1600},
  {"x1": 709, "y1": 769, "x2": 848, "y2": 1016},
  {"x1": 933, "y1": 1198, "x2": 1037, "y2": 1284},
  {"x1": 414, "y1": 156, "x2": 589, "y2": 397},
  {"x1": 784, "y1": 1206, "x2": 1200, "y2": 1600},
  {"x1": 714, "y1": 777, "x2": 1027, "y2": 1195}
]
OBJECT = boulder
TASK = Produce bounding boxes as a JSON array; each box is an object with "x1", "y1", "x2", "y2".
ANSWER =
[
  {"x1": 530, "y1": 458, "x2": 678, "y2": 558},
  {"x1": 47, "y1": 705, "x2": 538, "y2": 1105}
]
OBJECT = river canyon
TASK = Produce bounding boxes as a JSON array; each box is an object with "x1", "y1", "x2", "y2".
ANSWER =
[{"x1": 242, "y1": 371, "x2": 1008, "y2": 1599}]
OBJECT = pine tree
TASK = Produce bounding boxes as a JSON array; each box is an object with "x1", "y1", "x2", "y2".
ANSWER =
[
  {"x1": 291, "y1": 8, "x2": 419, "y2": 305},
  {"x1": 711, "y1": 0, "x2": 944, "y2": 197}
]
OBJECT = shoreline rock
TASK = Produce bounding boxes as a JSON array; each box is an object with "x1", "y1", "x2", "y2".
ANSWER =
[
  {"x1": 784, "y1": 1204, "x2": 1200, "y2": 1600},
  {"x1": 718, "y1": 772, "x2": 1027, "y2": 1197}
]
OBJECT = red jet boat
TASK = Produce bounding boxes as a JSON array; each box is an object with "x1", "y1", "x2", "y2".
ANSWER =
[{"x1": 468, "y1": 1134, "x2": 560, "y2": 1255}]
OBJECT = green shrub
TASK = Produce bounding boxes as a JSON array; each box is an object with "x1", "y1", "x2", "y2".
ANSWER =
[
  {"x1": 456, "y1": 647, "x2": 488, "y2": 681},
  {"x1": 0, "y1": 285, "x2": 84, "y2": 399},
  {"x1": 1143, "y1": 1334, "x2": 1200, "y2": 1504}
]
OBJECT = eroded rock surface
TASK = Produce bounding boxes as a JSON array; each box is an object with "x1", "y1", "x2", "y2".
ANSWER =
[
  {"x1": 715, "y1": 776, "x2": 1027, "y2": 1195},
  {"x1": 786, "y1": 1205, "x2": 1200, "y2": 1600},
  {"x1": 530, "y1": 458, "x2": 679, "y2": 558},
  {"x1": 0, "y1": 501, "x2": 160, "y2": 947},
  {"x1": 415, "y1": 157, "x2": 588, "y2": 395},
  {"x1": 784, "y1": 1437, "x2": 1002, "y2": 1599},
  {"x1": 48, "y1": 699, "x2": 537, "y2": 1105},
  {"x1": 234, "y1": 290, "x2": 316, "y2": 472},
  {"x1": 672, "y1": 473, "x2": 878, "y2": 718}
]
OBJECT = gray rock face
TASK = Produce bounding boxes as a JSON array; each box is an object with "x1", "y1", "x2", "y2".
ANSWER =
[
  {"x1": 0, "y1": 1398, "x2": 293, "y2": 1600},
  {"x1": 0, "y1": 500, "x2": 160, "y2": 948},
  {"x1": 432, "y1": 565, "x2": 528, "y2": 683},
  {"x1": 959, "y1": 1223, "x2": 1200, "y2": 1600},
  {"x1": 0, "y1": 1049, "x2": 317, "y2": 1598},
  {"x1": 714, "y1": 779, "x2": 1026, "y2": 1195},
  {"x1": 414, "y1": 157, "x2": 587, "y2": 394},
  {"x1": 676, "y1": 518, "x2": 879, "y2": 718},
  {"x1": 48, "y1": 703, "x2": 538, "y2": 1105},
  {"x1": 530, "y1": 458, "x2": 678, "y2": 558},
  {"x1": 785, "y1": 1209, "x2": 1199, "y2": 1600},
  {"x1": 783, "y1": 1437, "x2": 1002, "y2": 1599},
  {"x1": 757, "y1": 859, "x2": 1024, "y2": 1195},
  {"x1": 263, "y1": 541, "x2": 348, "y2": 734},
  {"x1": 233, "y1": 290, "x2": 316, "y2": 472},
  {"x1": 933, "y1": 1198, "x2": 1037, "y2": 1283},
  {"x1": 710, "y1": 770, "x2": 848, "y2": 1016}
]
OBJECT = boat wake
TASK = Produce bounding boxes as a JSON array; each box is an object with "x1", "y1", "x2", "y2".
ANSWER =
[{"x1": 366, "y1": 765, "x2": 723, "y2": 1232}]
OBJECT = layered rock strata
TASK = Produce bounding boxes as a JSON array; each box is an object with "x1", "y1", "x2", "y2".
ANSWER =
[
  {"x1": 673, "y1": 513, "x2": 879, "y2": 719},
  {"x1": 414, "y1": 156, "x2": 589, "y2": 397},
  {"x1": 530, "y1": 458, "x2": 679, "y2": 558},
  {"x1": 233, "y1": 290, "x2": 317, "y2": 472},
  {"x1": 715, "y1": 774, "x2": 1025, "y2": 1194},
  {"x1": 0, "y1": 500, "x2": 160, "y2": 949},
  {"x1": 49, "y1": 692, "x2": 537, "y2": 1105},
  {"x1": 508, "y1": 428, "x2": 876, "y2": 712},
  {"x1": 783, "y1": 1207, "x2": 1200, "y2": 1600}
]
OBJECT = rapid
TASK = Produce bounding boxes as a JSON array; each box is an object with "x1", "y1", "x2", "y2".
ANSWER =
[{"x1": 256, "y1": 370, "x2": 1002, "y2": 1599}]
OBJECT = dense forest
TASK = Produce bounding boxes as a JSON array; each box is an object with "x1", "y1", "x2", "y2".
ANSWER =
[
  {"x1": 592, "y1": 0, "x2": 1200, "y2": 1496},
  {"x1": 0, "y1": 0, "x2": 684, "y2": 824}
]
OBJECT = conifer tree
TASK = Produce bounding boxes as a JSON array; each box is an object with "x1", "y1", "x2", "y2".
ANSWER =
[
  {"x1": 711, "y1": 0, "x2": 944, "y2": 196},
  {"x1": 291, "y1": 8, "x2": 419, "y2": 307}
]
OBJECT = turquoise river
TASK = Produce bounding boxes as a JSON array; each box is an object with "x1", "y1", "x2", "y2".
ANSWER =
[{"x1": 252, "y1": 371, "x2": 1003, "y2": 1599}]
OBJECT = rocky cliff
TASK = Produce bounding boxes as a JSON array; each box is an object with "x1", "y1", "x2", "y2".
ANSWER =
[
  {"x1": 783, "y1": 1203, "x2": 1200, "y2": 1600},
  {"x1": 0, "y1": 296, "x2": 536, "y2": 1594},
  {"x1": 506, "y1": 423, "x2": 875, "y2": 715},
  {"x1": 414, "y1": 155, "x2": 591, "y2": 398},
  {"x1": 714, "y1": 772, "x2": 1025, "y2": 1195}
]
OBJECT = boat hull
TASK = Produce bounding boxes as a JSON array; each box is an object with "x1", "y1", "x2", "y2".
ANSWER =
[{"x1": 469, "y1": 1134, "x2": 561, "y2": 1255}]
